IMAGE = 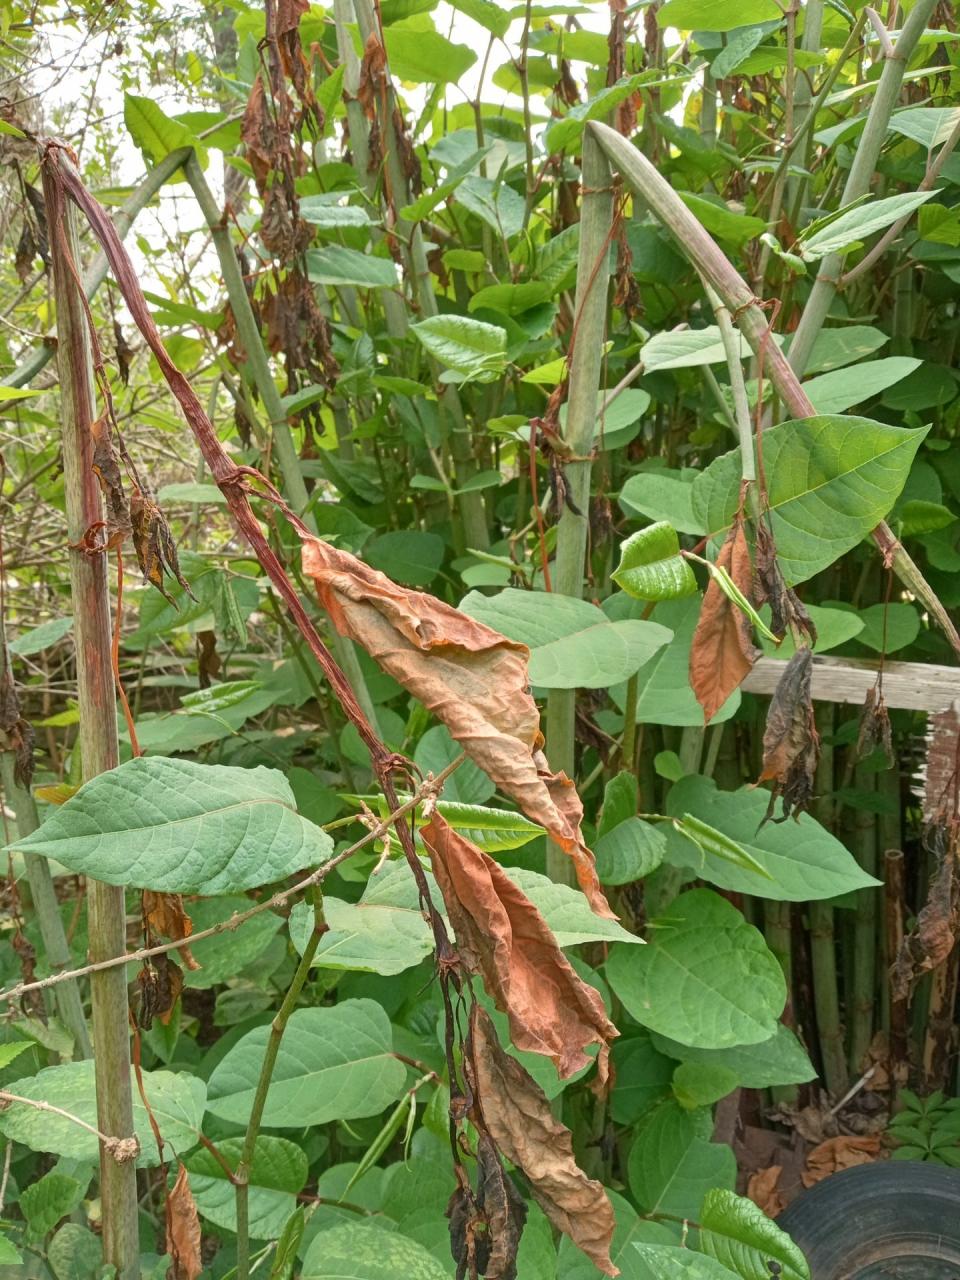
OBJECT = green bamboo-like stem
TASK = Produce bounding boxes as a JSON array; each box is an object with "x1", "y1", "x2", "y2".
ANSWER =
[
  {"x1": 587, "y1": 119, "x2": 960, "y2": 661},
  {"x1": 784, "y1": 0, "x2": 824, "y2": 216},
  {"x1": 809, "y1": 703, "x2": 848, "y2": 1097},
  {"x1": 183, "y1": 154, "x2": 382, "y2": 741},
  {"x1": 349, "y1": 0, "x2": 490, "y2": 553},
  {"x1": 42, "y1": 161, "x2": 140, "y2": 1279},
  {"x1": 786, "y1": 0, "x2": 939, "y2": 377},
  {"x1": 848, "y1": 766, "x2": 879, "y2": 1074},
  {"x1": 3, "y1": 146, "x2": 192, "y2": 390},
  {"x1": 235, "y1": 888, "x2": 327, "y2": 1280},
  {"x1": 544, "y1": 130, "x2": 614, "y2": 886},
  {"x1": 706, "y1": 284, "x2": 755, "y2": 479},
  {"x1": 621, "y1": 671, "x2": 639, "y2": 773}
]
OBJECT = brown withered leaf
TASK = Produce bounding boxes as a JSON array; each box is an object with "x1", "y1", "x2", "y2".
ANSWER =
[
  {"x1": 114, "y1": 321, "x2": 134, "y2": 386},
  {"x1": 15, "y1": 219, "x2": 36, "y2": 282},
  {"x1": 166, "y1": 1161, "x2": 203, "y2": 1280},
  {"x1": 0, "y1": 668, "x2": 35, "y2": 788},
  {"x1": 690, "y1": 517, "x2": 760, "y2": 723},
  {"x1": 357, "y1": 31, "x2": 388, "y2": 123},
  {"x1": 302, "y1": 538, "x2": 613, "y2": 918},
  {"x1": 469, "y1": 1005, "x2": 618, "y2": 1277},
  {"x1": 856, "y1": 684, "x2": 894, "y2": 768},
  {"x1": 758, "y1": 645, "x2": 820, "y2": 822},
  {"x1": 892, "y1": 842, "x2": 960, "y2": 1000},
  {"x1": 137, "y1": 954, "x2": 184, "y2": 1029},
  {"x1": 90, "y1": 414, "x2": 131, "y2": 548},
  {"x1": 746, "y1": 1165, "x2": 785, "y2": 1218},
  {"x1": 130, "y1": 488, "x2": 195, "y2": 606},
  {"x1": 142, "y1": 890, "x2": 200, "y2": 971},
  {"x1": 753, "y1": 521, "x2": 817, "y2": 646},
  {"x1": 801, "y1": 1135, "x2": 880, "y2": 1188},
  {"x1": 922, "y1": 701, "x2": 960, "y2": 826},
  {"x1": 423, "y1": 815, "x2": 617, "y2": 1082}
]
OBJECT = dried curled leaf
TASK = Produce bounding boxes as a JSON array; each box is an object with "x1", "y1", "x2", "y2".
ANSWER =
[
  {"x1": 90, "y1": 414, "x2": 131, "y2": 549},
  {"x1": 142, "y1": 890, "x2": 199, "y2": 971},
  {"x1": 921, "y1": 701, "x2": 960, "y2": 827},
  {"x1": 0, "y1": 668, "x2": 35, "y2": 789},
  {"x1": 302, "y1": 537, "x2": 613, "y2": 918},
  {"x1": 892, "y1": 840, "x2": 960, "y2": 1001},
  {"x1": 130, "y1": 487, "x2": 195, "y2": 606},
  {"x1": 166, "y1": 1161, "x2": 203, "y2": 1280},
  {"x1": 137, "y1": 954, "x2": 184, "y2": 1029},
  {"x1": 423, "y1": 815, "x2": 617, "y2": 1082},
  {"x1": 758, "y1": 645, "x2": 820, "y2": 822},
  {"x1": 690, "y1": 517, "x2": 760, "y2": 723},
  {"x1": 754, "y1": 520, "x2": 817, "y2": 646},
  {"x1": 469, "y1": 1005, "x2": 618, "y2": 1277},
  {"x1": 857, "y1": 684, "x2": 894, "y2": 768}
]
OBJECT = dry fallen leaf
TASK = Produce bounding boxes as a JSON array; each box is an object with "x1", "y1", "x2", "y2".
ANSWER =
[
  {"x1": 747, "y1": 1164, "x2": 785, "y2": 1218},
  {"x1": 801, "y1": 1135, "x2": 881, "y2": 1188},
  {"x1": 423, "y1": 815, "x2": 617, "y2": 1082},
  {"x1": 758, "y1": 645, "x2": 820, "y2": 822},
  {"x1": 166, "y1": 1162, "x2": 203, "y2": 1280},
  {"x1": 469, "y1": 1005, "x2": 618, "y2": 1277},
  {"x1": 690, "y1": 517, "x2": 759, "y2": 723},
  {"x1": 303, "y1": 537, "x2": 613, "y2": 918}
]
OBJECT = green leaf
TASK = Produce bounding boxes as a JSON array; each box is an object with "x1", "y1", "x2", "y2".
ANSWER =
[
  {"x1": 606, "y1": 889, "x2": 785, "y2": 1048},
  {"x1": 614, "y1": 523, "x2": 699, "y2": 601},
  {"x1": 157, "y1": 481, "x2": 228, "y2": 505},
  {"x1": 889, "y1": 106, "x2": 960, "y2": 149},
  {"x1": 0, "y1": 1235, "x2": 21, "y2": 1265},
  {"x1": 269, "y1": 1207, "x2": 305, "y2": 1280},
  {"x1": 628, "y1": 1099, "x2": 736, "y2": 1218},
  {"x1": 384, "y1": 27, "x2": 476, "y2": 83},
  {"x1": 124, "y1": 94, "x2": 205, "y2": 176},
  {"x1": 8, "y1": 616, "x2": 74, "y2": 656},
  {"x1": 411, "y1": 314, "x2": 508, "y2": 384},
  {"x1": 414, "y1": 723, "x2": 494, "y2": 804},
  {"x1": 633, "y1": 1246, "x2": 740, "y2": 1279},
  {"x1": 620, "y1": 469, "x2": 705, "y2": 535},
  {"x1": 651, "y1": 1024, "x2": 817, "y2": 1089},
  {"x1": 457, "y1": 175, "x2": 525, "y2": 240},
  {"x1": 306, "y1": 246, "x2": 399, "y2": 288},
  {"x1": 0, "y1": 1061, "x2": 204, "y2": 1166},
  {"x1": 558, "y1": 1191, "x2": 676, "y2": 1279},
  {"x1": 546, "y1": 74, "x2": 647, "y2": 152},
  {"x1": 698, "y1": 1189, "x2": 810, "y2": 1280},
  {"x1": 459, "y1": 587, "x2": 672, "y2": 687},
  {"x1": 298, "y1": 196, "x2": 374, "y2": 228},
  {"x1": 182, "y1": 895, "x2": 282, "y2": 990},
  {"x1": 672, "y1": 814, "x2": 773, "y2": 882},
  {"x1": 509, "y1": 868, "x2": 642, "y2": 947},
  {"x1": 448, "y1": 0, "x2": 511, "y2": 35},
  {"x1": 709, "y1": 26, "x2": 766, "y2": 78},
  {"x1": 47, "y1": 1223, "x2": 103, "y2": 1279},
  {"x1": 691, "y1": 416, "x2": 927, "y2": 584},
  {"x1": 9, "y1": 758, "x2": 333, "y2": 894},
  {"x1": 658, "y1": 0, "x2": 780, "y2": 30},
  {"x1": 680, "y1": 194, "x2": 766, "y2": 247},
  {"x1": 664, "y1": 775, "x2": 881, "y2": 900},
  {"x1": 186, "y1": 1136, "x2": 307, "y2": 1239},
  {"x1": 0, "y1": 1041, "x2": 32, "y2": 1069},
  {"x1": 301, "y1": 1221, "x2": 450, "y2": 1280},
  {"x1": 20, "y1": 1171, "x2": 85, "y2": 1238},
  {"x1": 796, "y1": 324, "x2": 890, "y2": 375},
  {"x1": 469, "y1": 282, "x2": 553, "y2": 315},
  {"x1": 205, "y1": 999, "x2": 407, "y2": 1127},
  {"x1": 803, "y1": 357, "x2": 921, "y2": 414},
  {"x1": 642, "y1": 326, "x2": 775, "y2": 372},
  {"x1": 610, "y1": 1035, "x2": 676, "y2": 1124},
  {"x1": 365, "y1": 530, "x2": 445, "y2": 587},
  {"x1": 757, "y1": 602, "x2": 864, "y2": 658},
  {"x1": 0, "y1": 385, "x2": 40, "y2": 402},
  {"x1": 691, "y1": 555, "x2": 778, "y2": 642},
  {"x1": 288, "y1": 884, "x2": 434, "y2": 976},
  {"x1": 672, "y1": 1062, "x2": 739, "y2": 1109},
  {"x1": 799, "y1": 189, "x2": 939, "y2": 259},
  {"x1": 596, "y1": 818, "x2": 666, "y2": 885}
]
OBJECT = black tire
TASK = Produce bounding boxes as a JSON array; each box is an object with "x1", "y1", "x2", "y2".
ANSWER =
[{"x1": 777, "y1": 1160, "x2": 960, "y2": 1278}]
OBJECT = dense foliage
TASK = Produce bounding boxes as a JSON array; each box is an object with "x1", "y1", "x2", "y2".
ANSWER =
[{"x1": 1, "y1": 0, "x2": 960, "y2": 1277}]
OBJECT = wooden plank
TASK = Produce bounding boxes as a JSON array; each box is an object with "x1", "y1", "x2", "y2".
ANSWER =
[{"x1": 741, "y1": 655, "x2": 960, "y2": 713}]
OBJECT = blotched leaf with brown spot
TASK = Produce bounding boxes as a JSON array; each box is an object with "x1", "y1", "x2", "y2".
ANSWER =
[
  {"x1": 423, "y1": 814, "x2": 617, "y2": 1081},
  {"x1": 758, "y1": 645, "x2": 820, "y2": 822},
  {"x1": 469, "y1": 1005, "x2": 618, "y2": 1277},
  {"x1": 303, "y1": 538, "x2": 613, "y2": 918},
  {"x1": 166, "y1": 1161, "x2": 203, "y2": 1280},
  {"x1": 690, "y1": 517, "x2": 760, "y2": 723}
]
